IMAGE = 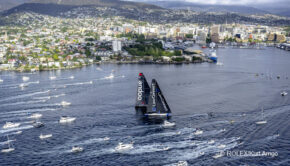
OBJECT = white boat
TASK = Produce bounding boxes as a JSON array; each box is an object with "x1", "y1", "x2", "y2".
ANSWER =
[
  {"x1": 255, "y1": 107, "x2": 267, "y2": 125},
  {"x1": 115, "y1": 142, "x2": 134, "y2": 151},
  {"x1": 1, "y1": 135, "x2": 15, "y2": 153},
  {"x1": 199, "y1": 152, "x2": 205, "y2": 155},
  {"x1": 14, "y1": 131, "x2": 22, "y2": 135},
  {"x1": 162, "y1": 146, "x2": 170, "y2": 151},
  {"x1": 256, "y1": 120, "x2": 267, "y2": 125},
  {"x1": 33, "y1": 121, "x2": 44, "y2": 128},
  {"x1": 194, "y1": 129, "x2": 203, "y2": 135},
  {"x1": 220, "y1": 128, "x2": 226, "y2": 132},
  {"x1": 49, "y1": 76, "x2": 56, "y2": 80},
  {"x1": 281, "y1": 91, "x2": 288, "y2": 96},
  {"x1": 71, "y1": 146, "x2": 83, "y2": 153},
  {"x1": 3, "y1": 122, "x2": 20, "y2": 129},
  {"x1": 19, "y1": 83, "x2": 28, "y2": 88},
  {"x1": 22, "y1": 76, "x2": 30, "y2": 82},
  {"x1": 105, "y1": 73, "x2": 114, "y2": 79},
  {"x1": 162, "y1": 120, "x2": 176, "y2": 127},
  {"x1": 59, "y1": 116, "x2": 76, "y2": 123},
  {"x1": 208, "y1": 139, "x2": 215, "y2": 144},
  {"x1": 28, "y1": 113, "x2": 42, "y2": 119},
  {"x1": 212, "y1": 152, "x2": 224, "y2": 159},
  {"x1": 216, "y1": 62, "x2": 224, "y2": 66},
  {"x1": 61, "y1": 101, "x2": 71, "y2": 106},
  {"x1": 70, "y1": 76, "x2": 74, "y2": 79},
  {"x1": 217, "y1": 144, "x2": 226, "y2": 149},
  {"x1": 39, "y1": 134, "x2": 52, "y2": 139},
  {"x1": 0, "y1": 79, "x2": 3, "y2": 83},
  {"x1": 103, "y1": 137, "x2": 110, "y2": 141},
  {"x1": 177, "y1": 161, "x2": 188, "y2": 166},
  {"x1": 96, "y1": 67, "x2": 102, "y2": 71}
]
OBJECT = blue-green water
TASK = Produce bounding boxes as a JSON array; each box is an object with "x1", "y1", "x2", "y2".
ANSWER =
[{"x1": 0, "y1": 47, "x2": 289, "y2": 165}]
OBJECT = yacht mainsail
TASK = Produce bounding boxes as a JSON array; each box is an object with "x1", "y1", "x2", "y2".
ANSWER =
[{"x1": 135, "y1": 73, "x2": 150, "y2": 109}]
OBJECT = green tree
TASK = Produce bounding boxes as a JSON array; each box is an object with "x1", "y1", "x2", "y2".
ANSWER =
[
  {"x1": 53, "y1": 54, "x2": 59, "y2": 61},
  {"x1": 96, "y1": 56, "x2": 101, "y2": 61},
  {"x1": 174, "y1": 50, "x2": 182, "y2": 56}
]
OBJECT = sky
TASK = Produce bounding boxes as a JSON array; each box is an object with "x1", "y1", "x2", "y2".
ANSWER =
[
  {"x1": 183, "y1": 0, "x2": 276, "y2": 5},
  {"x1": 131, "y1": 0, "x2": 289, "y2": 6}
]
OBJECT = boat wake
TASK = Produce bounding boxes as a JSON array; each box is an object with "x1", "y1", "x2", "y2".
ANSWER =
[
  {"x1": 0, "y1": 125, "x2": 33, "y2": 135},
  {"x1": 64, "y1": 81, "x2": 93, "y2": 86},
  {"x1": 0, "y1": 90, "x2": 50, "y2": 103},
  {"x1": 33, "y1": 93, "x2": 65, "y2": 100},
  {"x1": 0, "y1": 100, "x2": 46, "y2": 107},
  {"x1": 94, "y1": 75, "x2": 125, "y2": 81},
  {"x1": 0, "y1": 108, "x2": 57, "y2": 117}
]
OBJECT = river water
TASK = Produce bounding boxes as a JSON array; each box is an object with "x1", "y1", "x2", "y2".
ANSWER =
[{"x1": 0, "y1": 47, "x2": 289, "y2": 165}]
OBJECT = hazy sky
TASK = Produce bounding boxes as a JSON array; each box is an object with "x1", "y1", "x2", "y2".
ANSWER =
[
  {"x1": 184, "y1": 0, "x2": 274, "y2": 5},
  {"x1": 132, "y1": 0, "x2": 288, "y2": 6},
  {"x1": 183, "y1": 0, "x2": 283, "y2": 5}
]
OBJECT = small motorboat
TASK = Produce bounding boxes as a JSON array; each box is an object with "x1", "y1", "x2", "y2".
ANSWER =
[
  {"x1": 0, "y1": 79, "x2": 3, "y2": 83},
  {"x1": 105, "y1": 73, "x2": 114, "y2": 80},
  {"x1": 208, "y1": 140, "x2": 215, "y2": 144},
  {"x1": 281, "y1": 91, "x2": 288, "y2": 96},
  {"x1": 162, "y1": 146, "x2": 170, "y2": 151},
  {"x1": 49, "y1": 76, "x2": 56, "y2": 80},
  {"x1": 103, "y1": 137, "x2": 110, "y2": 141},
  {"x1": 255, "y1": 107, "x2": 267, "y2": 125},
  {"x1": 217, "y1": 144, "x2": 226, "y2": 149},
  {"x1": 220, "y1": 128, "x2": 226, "y2": 132},
  {"x1": 61, "y1": 101, "x2": 71, "y2": 106},
  {"x1": 194, "y1": 129, "x2": 203, "y2": 135},
  {"x1": 216, "y1": 62, "x2": 224, "y2": 66},
  {"x1": 71, "y1": 146, "x2": 83, "y2": 153},
  {"x1": 115, "y1": 142, "x2": 134, "y2": 151},
  {"x1": 14, "y1": 131, "x2": 22, "y2": 135},
  {"x1": 212, "y1": 152, "x2": 224, "y2": 159},
  {"x1": 70, "y1": 76, "x2": 74, "y2": 79},
  {"x1": 39, "y1": 134, "x2": 52, "y2": 140},
  {"x1": 19, "y1": 83, "x2": 28, "y2": 88},
  {"x1": 33, "y1": 122, "x2": 44, "y2": 128},
  {"x1": 3, "y1": 122, "x2": 20, "y2": 129},
  {"x1": 255, "y1": 120, "x2": 267, "y2": 125},
  {"x1": 22, "y1": 76, "x2": 30, "y2": 82},
  {"x1": 177, "y1": 161, "x2": 188, "y2": 166},
  {"x1": 199, "y1": 151, "x2": 205, "y2": 155},
  {"x1": 1, "y1": 147, "x2": 15, "y2": 153},
  {"x1": 28, "y1": 113, "x2": 42, "y2": 119},
  {"x1": 96, "y1": 67, "x2": 102, "y2": 71},
  {"x1": 59, "y1": 116, "x2": 76, "y2": 123},
  {"x1": 162, "y1": 120, "x2": 176, "y2": 127},
  {"x1": 1, "y1": 135, "x2": 15, "y2": 153}
]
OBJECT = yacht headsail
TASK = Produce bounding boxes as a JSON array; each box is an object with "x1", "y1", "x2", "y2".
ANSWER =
[{"x1": 146, "y1": 79, "x2": 171, "y2": 118}]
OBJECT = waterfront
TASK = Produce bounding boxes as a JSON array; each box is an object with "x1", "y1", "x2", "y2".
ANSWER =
[{"x1": 0, "y1": 47, "x2": 290, "y2": 165}]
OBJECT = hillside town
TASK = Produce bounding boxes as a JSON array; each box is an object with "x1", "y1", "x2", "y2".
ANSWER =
[{"x1": 0, "y1": 14, "x2": 289, "y2": 71}]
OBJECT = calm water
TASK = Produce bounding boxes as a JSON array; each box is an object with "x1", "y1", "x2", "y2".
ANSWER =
[{"x1": 0, "y1": 47, "x2": 290, "y2": 166}]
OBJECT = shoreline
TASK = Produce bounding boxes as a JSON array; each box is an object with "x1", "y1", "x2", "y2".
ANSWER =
[{"x1": 0, "y1": 61, "x2": 211, "y2": 73}]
